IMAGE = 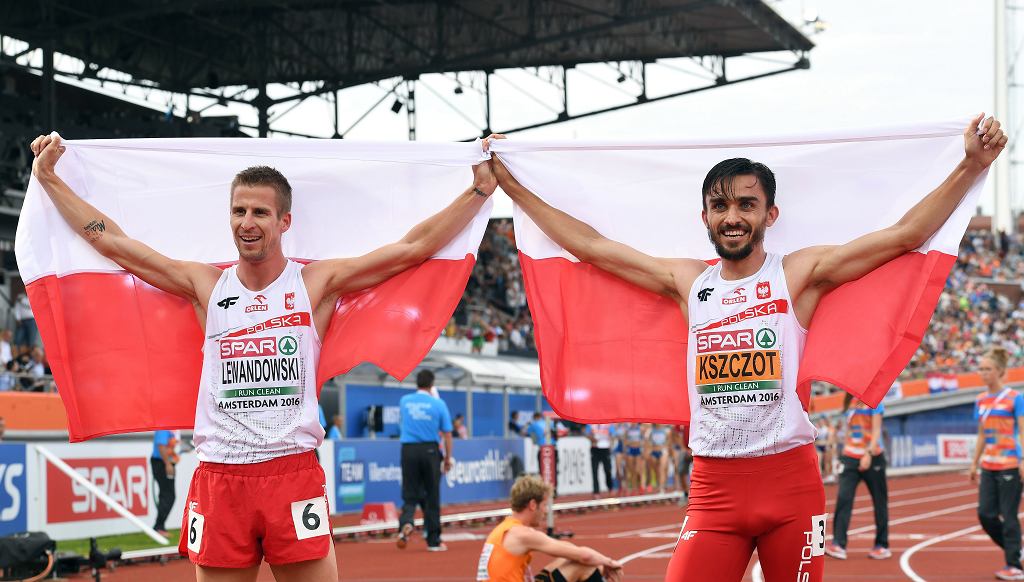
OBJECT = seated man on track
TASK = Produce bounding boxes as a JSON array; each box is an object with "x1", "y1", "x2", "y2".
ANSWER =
[{"x1": 477, "y1": 475, "x2": 623, "y2": 582}]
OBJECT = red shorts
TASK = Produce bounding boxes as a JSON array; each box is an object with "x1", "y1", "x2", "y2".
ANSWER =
[
  {"x1": 178, "y1": 450, "x2": 332, "y2": 568},
  {"x1": 666, "y1": 444, "x2": 826, "y2": 582}
]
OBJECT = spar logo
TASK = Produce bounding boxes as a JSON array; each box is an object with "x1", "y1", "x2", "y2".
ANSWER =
[
  {"x1": 221, "y1": 336, "x2": 276, "y2": 358},
  {"x1": 721, "y1": 287, "x2": 747, "y2": 305},
  {"x1": 245, "y1": 294, "x2": 269, "y2": 313},
  {"x1": 696, "y1": 330, "x2": 753, "y2": 353},
  {"x1": 220, "y1": 336, "x2": 297, "y2": 358},
  {"x1": 756, "y1": 281, "x2": 771, "y2": 299},
  {"x1": 278, "y1": 336, "x2": 298, "y2": 355},
  {"x1": 47, "y1": 458, "x2": 149, "y2": 523},
  {"x1": 755, "y1": 328, "x2": 777, "y2": 349}
]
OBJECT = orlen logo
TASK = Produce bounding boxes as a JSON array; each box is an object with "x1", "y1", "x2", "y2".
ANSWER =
[
  {"x1": 721, "y1": 288, "x2": 747, "y2": 305},
  {"x1": 696, "y1": 330, "x2": 753, "y2": 353},
  {"x1": 47, "y1": 458, "x2": 149, "y2": 523},
  {"x1": 756, "y1": 281, "x2": 771, "y2": 300},
  {"x1": 220, "y1": 336, "x2": 277, "y2": 359},
  {"x1": 245, "y1": 294, "x2": 269, "y2": 313}
]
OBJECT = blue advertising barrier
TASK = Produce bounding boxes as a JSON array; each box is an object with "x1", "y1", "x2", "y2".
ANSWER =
[
  {"x1": 334, "y1": 438, "x2": 525, "y2": 513},
  {"x1": 0, "y1": 444, "x2": 27, "y2": 535}
]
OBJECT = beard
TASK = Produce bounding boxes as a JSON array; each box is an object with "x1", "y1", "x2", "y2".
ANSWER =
[{"x1": 708, "y1": 221, "x2": 766, "y2": 261}]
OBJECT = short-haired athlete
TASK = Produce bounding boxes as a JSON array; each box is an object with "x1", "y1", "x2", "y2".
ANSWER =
[
  {"x1": 488, "y1": 115, "x2": 1007, "y2": 581},
  {"x1": 30, "y1": 134, "x2": 497, "y2": 582},
  {"x1": 476, "y1": 475, "x2": 623, "y2": 582},
  {"x1": 970, "y1": 347, "x2": 1024, "y2": 581}
]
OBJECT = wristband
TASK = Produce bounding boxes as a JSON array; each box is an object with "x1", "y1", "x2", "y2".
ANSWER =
[{"x1": 473, "y1": 187, "x2": 488, "y2": 197}]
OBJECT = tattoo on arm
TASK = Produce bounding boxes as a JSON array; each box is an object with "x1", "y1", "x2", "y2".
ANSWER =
[{"x1": 83, "y1": 219, "x2": 106, "y2": 242}]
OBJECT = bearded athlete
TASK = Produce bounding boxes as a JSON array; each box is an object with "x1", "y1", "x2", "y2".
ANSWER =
[
  {"x1": 489, "y1": 115, "x2": 1006, "y2": 581},
  {"x1": 30, "y1": 134, "x2": 497, "y2": 582}
]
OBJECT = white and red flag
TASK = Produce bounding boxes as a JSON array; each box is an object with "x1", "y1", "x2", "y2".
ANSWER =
[
  {"x1": 493, "y1": 120, "x2": 985, "y2": 424},
  {"x1": 16, "y1": 139, "x2": 490, "y2": 441}
]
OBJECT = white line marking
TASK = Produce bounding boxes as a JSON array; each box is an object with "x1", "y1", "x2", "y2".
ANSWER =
[
  {"x1": 899, "y1": 524, "x2": 982, "y2": 582},
  {"x1": 752, "y1": 501, "x2": 980, "y2": 577},
  {"x1": 899, "y1": 510, "x2": 1024, "y2": 582},
  {"x1": 618, "y1": 542, "x2": 678, "y2": 565}
]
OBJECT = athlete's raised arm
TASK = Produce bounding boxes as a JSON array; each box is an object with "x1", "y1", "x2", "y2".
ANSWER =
[
  {"x1": 489, "y1": 139, "x2": 706, "y2": 305},
  {"x1": 30, "y1": 135, "x2": 220, "y2": 309},
  {"x1": 302, "y1": 158, "x2": 496, "y2": 305},
  {"x1": 785, "y1": 114, "x2": 1007, "y2": 316}
]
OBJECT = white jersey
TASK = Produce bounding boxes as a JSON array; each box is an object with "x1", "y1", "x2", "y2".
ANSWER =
[
  {"x1": 194, "y1": 260, "x2": 325, "y2": 464},
  {"x1": 685, "y1": 253, "x2": 816, "y2": 458}
]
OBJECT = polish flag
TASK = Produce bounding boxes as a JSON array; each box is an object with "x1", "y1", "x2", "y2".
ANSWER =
[
  {"x1": 494, "y1": 120, "x2": 985, "y2": 424},
  {"x1": 16, "y1": 139, "x2": 490, "y2": 441}
]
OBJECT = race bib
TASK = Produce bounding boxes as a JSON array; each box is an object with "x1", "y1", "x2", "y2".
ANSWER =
[
  {"x1": 476, "y1": 543, "x2": 495, "y2": 580},
  {"x1": 187, "y1": 508, "x2": 205, "y2": 553},
  {"x1": 694, "y1": 327, "x2": 782, "y2": 408},
  {"x1": 809, "y1": 513, "x2": 827, "y2": 557},
  {"x1": 291, "y1": 496, "x2": 331, "y2": 540}
]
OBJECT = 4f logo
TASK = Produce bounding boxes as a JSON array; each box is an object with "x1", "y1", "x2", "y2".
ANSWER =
[
  {"x1": 697, "y1": 288, "x2": 714, "y2": 302},
  {"x1": 217, "y1": 296, "x2": 239, "y2": 310},
  {"x1": 756, "y1": 281, "x2": 771, "y2": 299},
  {"x1": 680, "y1": 530, "x2": 699, "y2": 541}
]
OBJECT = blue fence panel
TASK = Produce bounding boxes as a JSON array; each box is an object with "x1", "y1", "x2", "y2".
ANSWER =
[
  {"x1": 0, "y1": 444, "x2": 27, "y2": 535},
  {"x1": 333, "y1": 438, "x2": 524, "y2": 513},
  {"x1": 472, "y1": 392, "x2": 503, "y2": 437}
]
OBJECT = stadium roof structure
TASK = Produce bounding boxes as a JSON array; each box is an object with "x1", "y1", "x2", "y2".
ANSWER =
[{"x1": 2, "y1": 0, "x2": 814, "y2": 139}]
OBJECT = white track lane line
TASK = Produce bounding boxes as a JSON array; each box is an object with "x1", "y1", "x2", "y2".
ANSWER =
[
  {"x1": 618, "y1": 542, "x2": 679, "y2": 565},
  {"x1": 752, "y1": 501, "x2": 981, "y2": 576},
  {"x1": 899, "y1": 524, "x2": 982, "y2": 582},
  {"x1": 899, "y1": 510, "x2": 1024, "y2": 582}
]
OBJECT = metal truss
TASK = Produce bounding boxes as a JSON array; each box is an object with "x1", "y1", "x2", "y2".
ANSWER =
[{"x1": 0, "y1": 0, "x2": 812, "y2": 140}]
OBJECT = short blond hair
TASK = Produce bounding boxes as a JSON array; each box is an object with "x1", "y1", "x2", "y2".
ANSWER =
[
  {"x1": 509, "y1": 475, "x2": 552, "y2": 512},
  {"x1": 985, "y1": 347, "x2": 1010, "y2": 372}
]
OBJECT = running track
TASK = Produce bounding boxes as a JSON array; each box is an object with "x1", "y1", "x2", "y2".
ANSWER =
[{"x1": 94, "y1": 469, "x2": 999, "y2": 581}]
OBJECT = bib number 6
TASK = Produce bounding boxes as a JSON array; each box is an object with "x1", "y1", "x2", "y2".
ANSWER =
[
  {"x1": 291, "y1": 497, "x2": 330, "y2": 540},
  {"x1": 187, "y1": 508, "x2": 205, "y2": 553}
]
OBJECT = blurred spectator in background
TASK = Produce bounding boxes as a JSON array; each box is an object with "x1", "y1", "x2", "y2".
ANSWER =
[
  {"x1": 508, "y1": 412, "x2": 524, "y2": 437},
  {"x1": 327, "y1": 414, "x2": 344, "y2": 441},
  {"x1": 12, "y1": 292, "x2": 36, "y2": 356},
  {"x1": 453, "y1": 413, "x2": 468, "y2": 439}
]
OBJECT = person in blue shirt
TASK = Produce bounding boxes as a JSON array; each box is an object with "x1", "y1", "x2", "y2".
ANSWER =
[
  {"x1": 326, "y1": 414, "x2": 344, "y2": 441},
  {"x1": 526, "y1": 412, "x2": 552, "y2": 445},
  {"x1": 396, "y1": 370, "x2": 453, "y2": 552},
  {"x1": 151, "y1": 429, "x2": 180, "y2": 535}
]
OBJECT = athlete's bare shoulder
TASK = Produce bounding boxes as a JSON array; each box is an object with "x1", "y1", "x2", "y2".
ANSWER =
[{"x1": 667, "y1": 258, "x2": 712, "y2": 312}]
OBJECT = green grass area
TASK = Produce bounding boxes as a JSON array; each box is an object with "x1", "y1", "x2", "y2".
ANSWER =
[{"x1": 56, "y1": 529, "x2": 180, "y2": 557}]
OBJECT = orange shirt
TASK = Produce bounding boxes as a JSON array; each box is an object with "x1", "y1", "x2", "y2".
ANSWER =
[
  {"x1": 476, "y1": 517, "x2": 532, "y2": 582},
  {"x1": 842, "y1": 403, "x2": 883, "y2": 459},
  {"x1": 976, "y1": 388, "x2": 1024, "y2": 471}
]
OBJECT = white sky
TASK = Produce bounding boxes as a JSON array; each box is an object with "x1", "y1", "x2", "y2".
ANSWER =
[{"x1": 254, "y1": 0, "x2": 1005, "y2": 215}]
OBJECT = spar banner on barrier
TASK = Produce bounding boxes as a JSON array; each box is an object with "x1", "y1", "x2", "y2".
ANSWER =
[
  {"x1": 334, "y1": 438, "x2": 525, "y2": 513},
  {"x1": 889, "y1": 433, "x2": 977, "y2": 467},
  {"x1": 0, "y1": 444, "x2": 28, "y2": 535},
  {"x1": 937, "y1": 434, "x2": 976, "y2": 464}
]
